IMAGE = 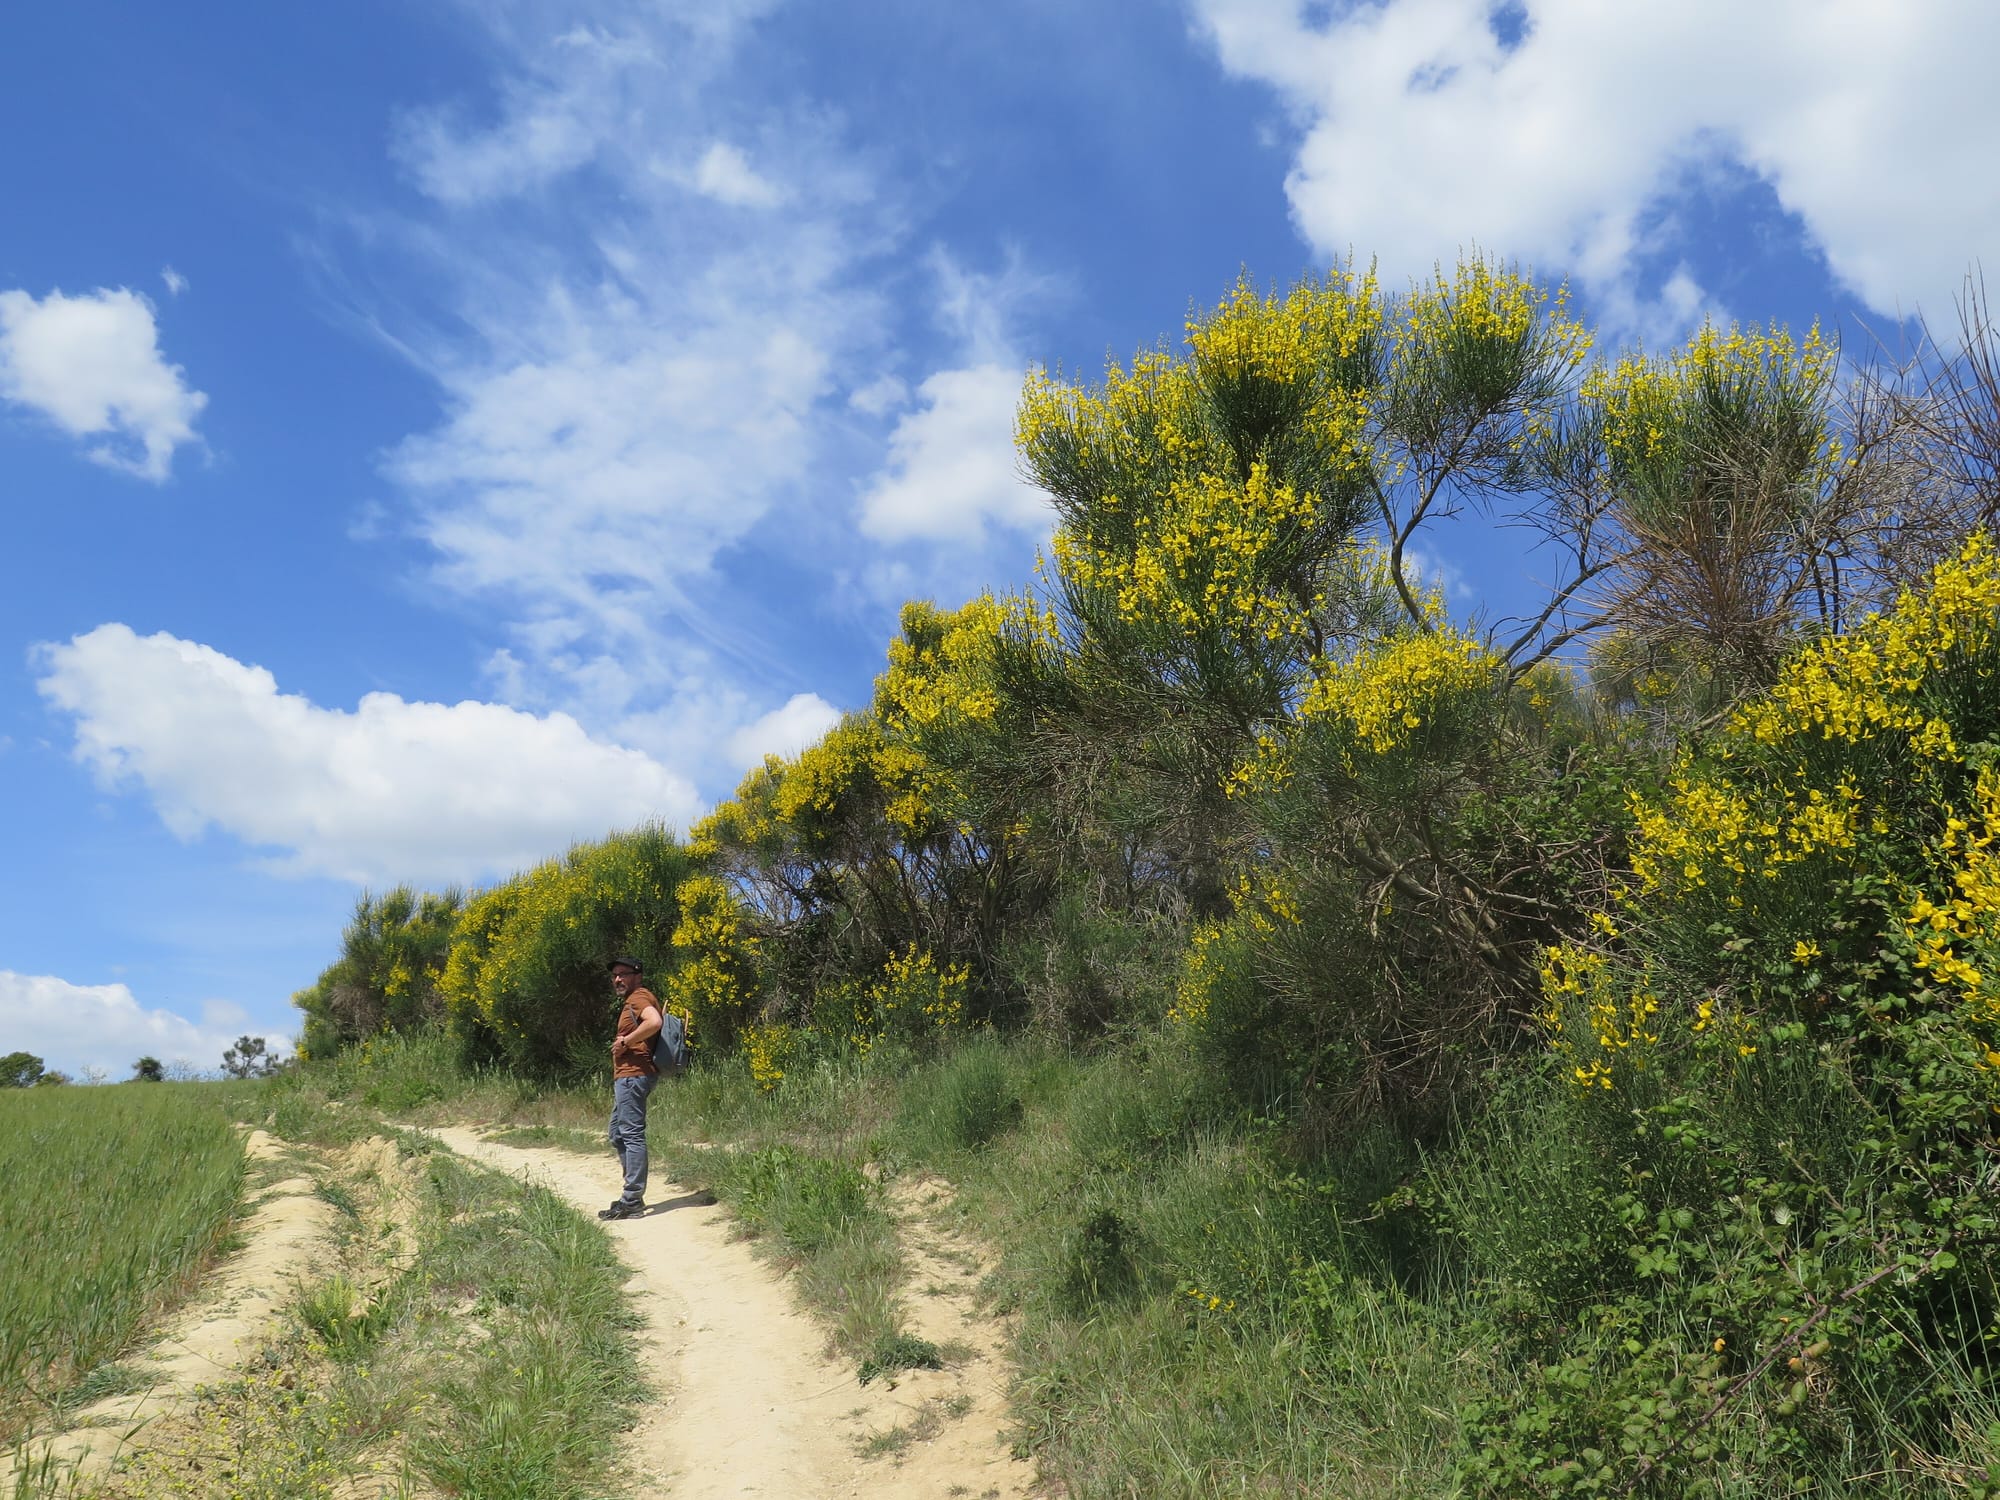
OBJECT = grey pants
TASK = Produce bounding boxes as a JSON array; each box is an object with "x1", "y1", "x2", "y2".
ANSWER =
[{"x1": 608, "y1": 1074, "x2": 657, "y2": 1205}]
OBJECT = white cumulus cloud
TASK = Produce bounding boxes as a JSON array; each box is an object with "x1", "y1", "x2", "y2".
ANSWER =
[
  {"x1": 726, "y1": 691, "x2": 842, "y2": 767},
  {"x1": 33, "y1": 624, "x2": 702, "y2": 886},
  {"x1": 0, "y1": 972, "x2": 269, "y2": 1082},
  {"x1": 1191, "y1": 0, "x2": 2000, "y2": 323},
  {"x1": 858, "y1": 363, "x2": 1048, "y2": 544},
  {"x1": 0, "y1": 286, "x2": 207, "y2": 480}
]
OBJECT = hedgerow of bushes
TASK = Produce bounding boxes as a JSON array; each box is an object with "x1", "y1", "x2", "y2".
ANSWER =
[{"x1": 290, "y1": 255, "x2": 2000, "y2": 1494}]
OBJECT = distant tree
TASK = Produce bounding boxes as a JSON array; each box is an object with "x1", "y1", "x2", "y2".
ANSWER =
[
  {"x1": 33, "y1": 1070, "x2": 71, "y2": 1086},
  {"x1": 1, "y1": 1051, "x2": 46, "y2": 1088},
  {"x1": 132, "y1": 1056, "x2": 165, "y2": 1083},
  {"x1": 220, "y1": 1036, "x2": 279, "y2": 1079}
]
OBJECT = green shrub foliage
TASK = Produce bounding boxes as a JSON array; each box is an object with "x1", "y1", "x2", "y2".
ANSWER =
[
  {"x1": 285, "y1": 258, "x2": 2000, "y2": 1494},
  {"x1": 294, "y1": 886, "x2": 463, "y2": 1058}
]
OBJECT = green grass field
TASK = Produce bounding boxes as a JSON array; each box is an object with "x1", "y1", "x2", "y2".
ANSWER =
[{"x1": 0, "y1": 1084, "x2": 246, "y2": 1444}]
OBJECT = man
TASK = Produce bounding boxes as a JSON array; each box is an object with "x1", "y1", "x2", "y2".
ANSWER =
[{"x1": 601, "y1": 955, "x2": 663, "y2": 1221}]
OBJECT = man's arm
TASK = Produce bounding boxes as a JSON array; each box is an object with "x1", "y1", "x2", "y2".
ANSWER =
[{"x1": 625, "y1": 1001, "x2": 663, "y2": 1049}]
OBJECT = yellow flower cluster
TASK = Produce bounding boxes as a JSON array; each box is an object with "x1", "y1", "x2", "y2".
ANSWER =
[
  {"x1": 1627, "y1": 774, "x2": 1863, "y2": 898},
  {"x1": 1395, "y1": 256, "x2": 1589, "y2": 369},
  {"x1": 776, "y1": 718, "x2": 877, "y2": 822},
  {"x1": 1623, "y1": 540, "x2": 2000, "y2": 909},
  {"x1": 689, "y1": 757, "x2": 785, "y2": 858},
  {"x1": 1170, "y1": 920, "x2": 1229, "y2": 1027},
  {"x1": 1308, "y1": 626, "x2": 1495, "y2": 752},
  {"x1": 1559, "y1": 539, "x2": 2000, "y2": 1091},
  {"x1": 1540, "y1": 944, "x2": 1660, "y2": 1089},
  {"x1": 438, "y1": 883, "x2": 515, "y2": 1027},
  {"x1": 1185, "y1": 266, "x2": 1382, "y2": 387},
  {"x1": 1731, "y1": 535, "x2": 2000, "y2": 755},
  {"x1": 1017, "y1": 267, "x2": 1378, "y2": 483},
  {"x1": 1902, "y1": 763, "x2": 2000, "y2": 1016},
  {"x1": 1015, "y1": 346, "x2": 1192, "y2": 477},
  {"x1": 1018, "y1": 269, "x2": 1380, "y2": 656},
  {"x1": 1230, "y1": 868, "x2": 1304, "y2": 937},
  {"x1": 1170, "y1": 870, "x2": 1303, "y2": 1028},
  {"x1": 863, "y1": 945, "x2": 968, "y2": 1053},
  {"x1": 1586, "y1": 320, "x2": 1837, "y2": 469},
  {"x1": 876, "y1": 594, "x2": 1027, "y2": 733},
  {"x1": 817, "y1": 947, "x2": 970, "y2": 1057},
  {"x1": 696, "y1": 714, "x2": 947, "y2": 856},
  {"x1": 742, "y1": 1022, "x2": 797, "y2": 1091},
  {"x1": 1049, "y1": 463, "x2": 1332, "y2": 643},
  {"x1": 1179, "y1": 1281, "x2": 1238, "y2": 1314},
  {"x1": 666, "y1": 875, "x2": 758, "y2": 1037},
  {"x1": 1232, "y1": 624, "x2": 1504, "y2": 792}
]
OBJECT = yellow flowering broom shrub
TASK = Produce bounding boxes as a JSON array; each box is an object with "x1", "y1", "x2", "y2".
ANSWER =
[
  {"x1": 1469, "y1": 538, "x2": 2000, "y2": 1495},
  {"x1": 1018, "y1": 266, "x2": 1383, "y2": 726},
  {"x1": 436, "y1": 825, "x2": 692, "y2": 1074},
  {"x1": 1546, "y1": 535, "x2": 2000, "y2": 1094},
  {"x1": 1579, "y1": 319, "x2": 1847, "y2": 683},
  {"x1": 695, "y1": 642, "x2": 1026, "y2": 1034},
  {"x1": 740, "y1": 1022, "x2": 797, "y2": 1091},
  {"x1": 808, "y1": 944, "x2": 964, "y2": 1064},
  {"x1": 294, "y1": 885, "x2": 464, "y2": 1058},
  {"x1": 665, "y1": 874, "x2": 760, "y2": 1053},
  {"x1": 1203, "y1": 613, "x2": 1604, "y2": 1125}
]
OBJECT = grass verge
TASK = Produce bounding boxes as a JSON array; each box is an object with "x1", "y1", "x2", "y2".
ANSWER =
[
  {"x1": 28, "y1": 1110, "x2": 644, "y2": 1500},
  {"x1": 0, "y1": 1084, "x2": 247, "y2": 1447},
  {"x1": 259, "y1": 1026, "x2": 1499, "y2": 1491},
  {"x1": 640, "y1": 1029, "x2": 1492, "y2": 1496}
]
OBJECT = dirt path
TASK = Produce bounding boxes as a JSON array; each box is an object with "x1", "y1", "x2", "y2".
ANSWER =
[{"x1": 432, "y1": 1127, "x2": 1034, "y2": 1500}]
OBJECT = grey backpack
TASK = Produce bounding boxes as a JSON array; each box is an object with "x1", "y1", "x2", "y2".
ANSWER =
[{"x1": 649, "y1": 1011, "x2": 688, "y2": 1074}]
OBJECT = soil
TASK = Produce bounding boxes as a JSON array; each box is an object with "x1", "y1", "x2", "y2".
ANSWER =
[{"x1": 434, "y1": 1126, "x2": 1036, "y2": 1500}]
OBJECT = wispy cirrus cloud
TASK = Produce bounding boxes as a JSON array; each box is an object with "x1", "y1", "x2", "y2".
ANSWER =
[
  {"x1": 350, "y1": 3, "x2": 910, "y2": 775},
  {"x1": 301, "y1": 1, "x2": 1083, "y2": 819}
]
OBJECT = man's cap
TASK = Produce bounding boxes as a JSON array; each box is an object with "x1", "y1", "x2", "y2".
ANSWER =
[{"x1": 608, "y1": 955, "x2": 644, "y2": 974}]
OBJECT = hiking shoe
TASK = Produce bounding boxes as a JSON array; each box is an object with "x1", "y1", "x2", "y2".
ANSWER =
[{"x1": 598, "y1": 1200, "x2": 645, "y2": 1221}]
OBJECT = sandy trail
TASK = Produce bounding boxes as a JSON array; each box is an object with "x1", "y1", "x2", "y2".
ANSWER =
[{"x1": 432, "y1": 1127, "x2": 1033, "y2": 1500}]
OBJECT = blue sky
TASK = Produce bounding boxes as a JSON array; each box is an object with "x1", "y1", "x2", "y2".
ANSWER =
[{"x1": 3, "y1": 0, "x2": 1995, "y2": 1079}]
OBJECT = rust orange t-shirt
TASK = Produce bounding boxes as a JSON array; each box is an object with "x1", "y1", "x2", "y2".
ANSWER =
[{"x1": 613, "y1": 985, "x2": 662, "y2": 1079}]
